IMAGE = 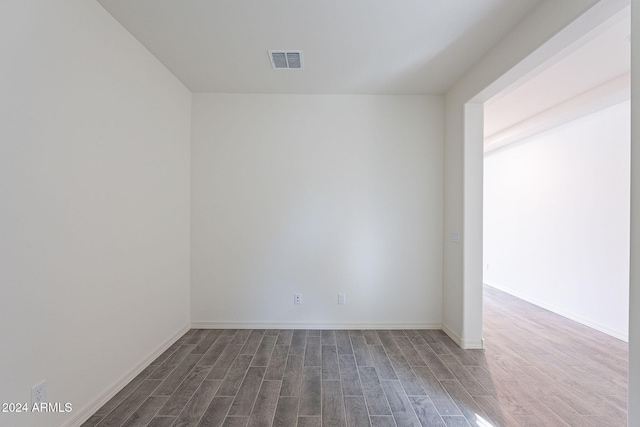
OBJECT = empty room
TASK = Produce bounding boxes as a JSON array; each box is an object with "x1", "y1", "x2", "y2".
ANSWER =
[
  {"x1": 1, "y1": 1, "x2": 638, "y2": 427},
  {"x1": 483, "y1": 10, "x2": 631, "y2": 343}
]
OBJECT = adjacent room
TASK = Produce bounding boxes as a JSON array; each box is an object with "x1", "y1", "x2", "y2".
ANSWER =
[
  {"x1": 483, "y1": 9, "x2": 631, "y2": 342},
  {"x1": 481, "y1": 9, "x2": 630, "y2": 427},
  {"x1": 1, "y1": 1, "x2": 638, "y2": 426}
]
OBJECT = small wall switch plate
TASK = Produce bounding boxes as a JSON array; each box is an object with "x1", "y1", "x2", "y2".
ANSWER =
[
  {"x1": 32, "y1": 380, "x2": 46, "y2": 406},
  {"x1": 294, "y1": 294, "x2": 302, "y2": 305},
  {"x1": 451, "y1": 231, "x2": 461, "y2": 243},
  {"x1": 338, "y1": 293, "x2": 346, "y2": 304}
]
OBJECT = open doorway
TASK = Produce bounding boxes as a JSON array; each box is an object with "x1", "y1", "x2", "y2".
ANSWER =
[
  {"x1": 478, "y1": 7, "x2": 630, "y2": 422},
  {"x1": 444, "y1": 1, "x2": 634, "y2": 424},
  {"x1": 482, "y1": 7, "x2": 630, "y2": 343}
]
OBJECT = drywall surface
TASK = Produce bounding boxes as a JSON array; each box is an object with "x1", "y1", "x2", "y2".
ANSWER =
[
  {"x1": 628, "y1": 0, "x2": 639, "y2": 423},
  {"x1": 191, "y1": 94, "x2": 443, "y2": 328},
  {"x1": 484, "y1": 101, "x2": 630, "y2": 340},
  {"x1": 0, "y1": 1, "x2": 191, "y2": 426},
  {"x1": 442, "y1": 0, "x2": 617, "y2": 347}
]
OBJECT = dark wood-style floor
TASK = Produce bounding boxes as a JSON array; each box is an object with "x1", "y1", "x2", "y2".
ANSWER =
[{"x1": 82, "y1": 286, "x2": 628, "y2": 426}]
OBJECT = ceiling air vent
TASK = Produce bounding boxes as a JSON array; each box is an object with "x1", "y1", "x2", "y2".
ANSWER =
[{"x1": 269, "y1": 50, "x2": 304, "y2": 69}]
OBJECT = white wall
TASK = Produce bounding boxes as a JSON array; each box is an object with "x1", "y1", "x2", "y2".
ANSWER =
[
  {"x1": 0, "y1": 2, "x2": 192, "y2": 426},
  {"x1": 191, "y1": 94, "x2": 443, "y2": 328},
  {"x1": 628, "y1": 0, "x2": 640, "y2": 422},
  {"x1": 484, "y1": 101, "x2": 630, "y2": 340}
]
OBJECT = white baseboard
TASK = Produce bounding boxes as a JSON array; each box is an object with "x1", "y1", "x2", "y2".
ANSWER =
[
  {"x1": 191, "y1": 320, "x2": 442, "y2": 330},
  {"x1": 484, "y1": 281, "x2": 628, "y2": 342},
  {"x1": 442, "y1": 323, "x2": 485, "y2": 350},
  {"x1": 65, "y1": 322, "x2": 191, "y2": 427},
  {"x1": 442, "y1": 323, "x2": 461, "y2": 346},
  {"x1": 461, "y1": 337, "x2": 485, "y2": 350}
]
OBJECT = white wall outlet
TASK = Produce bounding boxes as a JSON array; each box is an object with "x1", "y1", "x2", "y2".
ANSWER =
[
  {"x1": 451, "y1": 231, "x2": 461, "y2": 243},
  {"x1": 294, "y1": 293, "x2": 302, "y2": 305},
  {"x1": 338, "y1": 293, "x2": 346, "y2": 304},
  {"x1": 486, "y1": 263, "x2": 490, "y2": 271},
  {"x1": 32, "y1": 380, "x2": 46, "y2": 405}
]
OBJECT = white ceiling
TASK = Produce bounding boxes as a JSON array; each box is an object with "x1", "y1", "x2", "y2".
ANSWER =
[
  {"x1": 96, "y1": 0, "x2": 542, "y2": 94},
  {"x1": 485, "y1": 8, "x2": 631, "y2": 138}
]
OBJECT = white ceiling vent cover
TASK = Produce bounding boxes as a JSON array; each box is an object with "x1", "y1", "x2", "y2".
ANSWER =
[{"x1": 269, "y1": 50, "x2": 304, "y2": 69}]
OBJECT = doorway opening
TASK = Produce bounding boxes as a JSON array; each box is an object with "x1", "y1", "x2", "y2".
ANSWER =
[
  {"x1": 480, "y1": 4, "x2": 630, "y2": 344},
  {"x1": 478, "y1": 5, "x2": 630, "y2": 422}
]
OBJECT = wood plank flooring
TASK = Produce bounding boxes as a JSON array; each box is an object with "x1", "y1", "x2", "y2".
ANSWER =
[{"x1": 82, "y1": 286, "x2": 628, "y2": 426}]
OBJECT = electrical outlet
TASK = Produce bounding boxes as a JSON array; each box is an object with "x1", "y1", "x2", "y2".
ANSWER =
[
  {"x1": 338, "y1": 293, "x2": 346, "y2": 305},
  {"x1": 294, "y1": 293, "x2": 302, "y2": 305},
  {"x1": 32, "y1": 380, "x2": 46, "y2": 406}
]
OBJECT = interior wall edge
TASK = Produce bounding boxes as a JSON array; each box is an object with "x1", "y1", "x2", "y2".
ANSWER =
[
  {"x1": 443, "y1": 322, "x2": 486, "y2": 350},
  {"x1": 626, "y1": 0, "x2": 639, "y2": 422},
  {"x1": 62, "y1": 322, "x2": 191, "y2": 427},
  {"x1": 484, "y1": 282, "x2": 629, "y2": 342},
  {"x1": 484, "y1": 73, "x2": 630, "y2": 153}
]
